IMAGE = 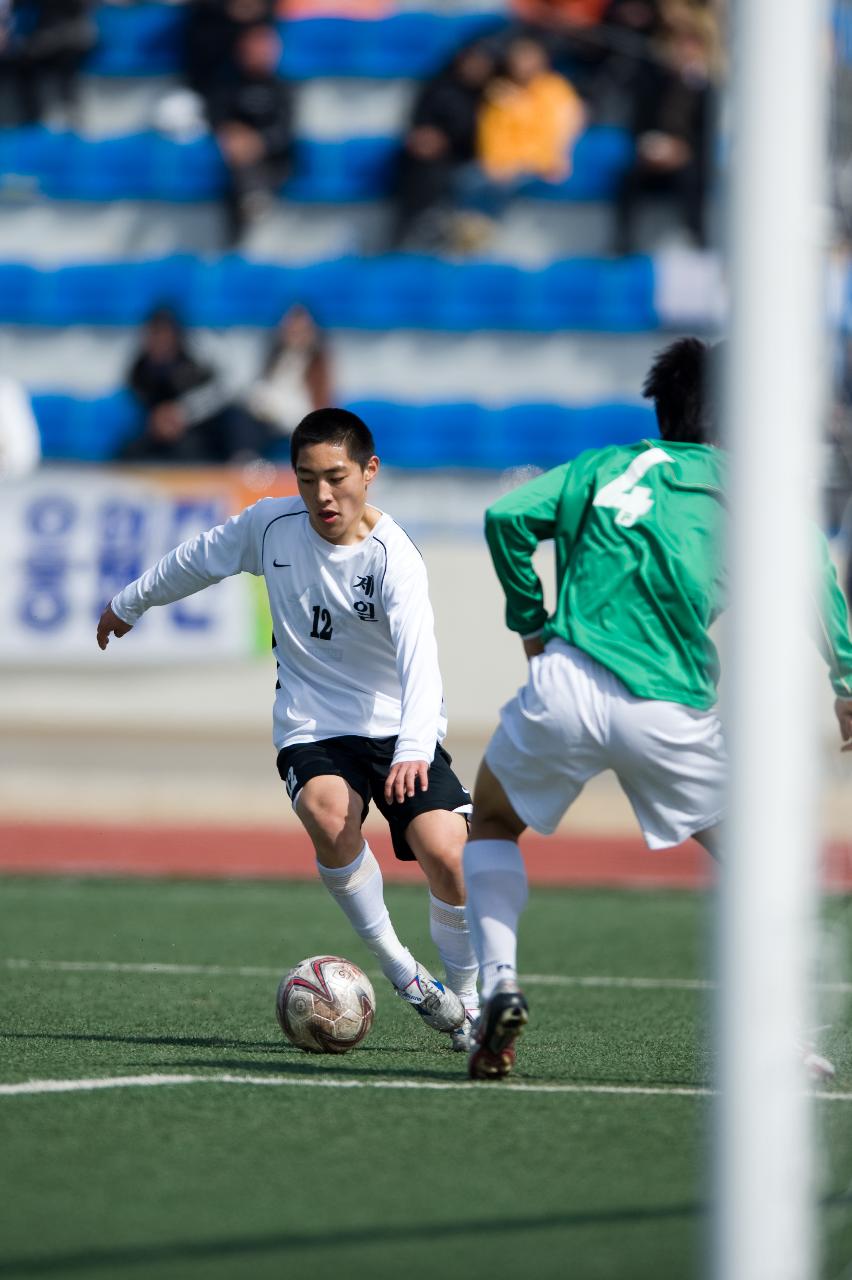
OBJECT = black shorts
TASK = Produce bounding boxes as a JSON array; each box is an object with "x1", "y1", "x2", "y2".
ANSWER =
[{"x1": 276, "y1": 735, "x2": 471, "y2": 862}]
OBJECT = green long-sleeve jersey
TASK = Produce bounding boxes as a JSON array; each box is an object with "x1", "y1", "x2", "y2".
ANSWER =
[{"x1": 485, "y1": 440, "x2": 852, "y2": 710}]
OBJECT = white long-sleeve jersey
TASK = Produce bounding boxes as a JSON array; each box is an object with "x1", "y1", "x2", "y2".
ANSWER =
[{"x1": 110, "y1": 497, "x2": 447, "y2": 763}]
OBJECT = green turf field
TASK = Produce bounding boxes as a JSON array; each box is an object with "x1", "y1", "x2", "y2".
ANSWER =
[{"x1": 1, "y1": 877, "x2": 850, "y2": 1280}]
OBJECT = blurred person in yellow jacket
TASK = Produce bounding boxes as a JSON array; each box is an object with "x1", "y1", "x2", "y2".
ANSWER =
[
  {"x1": 479, "y1": 38, "x2": 585, "y2": 182},
  {"x1": 453, "y1": 38, "x2": 585, "y2": 250}
]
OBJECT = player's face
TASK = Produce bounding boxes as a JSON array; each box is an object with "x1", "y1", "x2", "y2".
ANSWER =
[{"x1": 295, "y1": 442, "x2": 379, "y2": 545}]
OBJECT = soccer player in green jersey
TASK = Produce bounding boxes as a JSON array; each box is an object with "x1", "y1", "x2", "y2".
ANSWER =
[{"x1": 463, "y1": 337, "x2": 852, "y2": 1081}]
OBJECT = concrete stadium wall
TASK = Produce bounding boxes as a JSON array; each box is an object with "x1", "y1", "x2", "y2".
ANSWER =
[{"x1": 423, "y1": 537, "x2": 552, "y2": 733}]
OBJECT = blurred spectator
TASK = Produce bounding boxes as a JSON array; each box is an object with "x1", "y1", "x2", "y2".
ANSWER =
[
  {"x1": 206, "y1": 22, "x2": 293, "y2": 245},
  {"x1": 391, "y1": 44, "x2": 496, "y2": 249},
  {"x1": 0, "y1": 375, "x2": 40, "y2": 481},
  {"x1": 242, "y1": 305, "x2": 332, "y2": 442},
  {"x1": 508, "y1": 0, "x2": 614, "y2": 106},
  {"x1": 612, "y1": 6, "x2": 720, "y2": 253},
  {"x1": 3, "y1": 0, "x2": 96, "y2": 125},
  {"x1": 185, "y1": 0, "x2": 275, "y2": 103},
  {"x1": 160, "y1": 0, "x2": 275, "y2": 145},
  {"x1": 121, "y1": 308, "x2": 267, "y2": 464},
  {"x1": 477, "y1": 38, "x2": 584, "y2": 180},
  {"x1": 509, "y1": 0, "x2": 665, "y2": 110},
  {"x1": 595, "y1": 0, "x2": 667, "y2": 120},
  {"x1": 604, "y1": 0, "x2": 663, "y2": 40},
  {"x1": 452, "y1": 38, "x2": 585, "y2": 249}
]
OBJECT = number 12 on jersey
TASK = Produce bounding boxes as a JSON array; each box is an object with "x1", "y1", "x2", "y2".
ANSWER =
[{"x1": 310, "y1": 606, "x2": 333, "y2": 640}]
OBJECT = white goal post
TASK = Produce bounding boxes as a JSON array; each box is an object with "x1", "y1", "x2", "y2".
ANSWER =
[{"x1": 718, "y1": 2, "x2": 829, "y2": 1278}]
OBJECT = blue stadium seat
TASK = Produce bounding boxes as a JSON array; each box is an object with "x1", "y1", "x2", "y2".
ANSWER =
[
  {"x1": 89, "y1": 3, "x2": 188, "y2": 77},
  {"x1": 30, "y1": 390, "x2": 656, "y2": 466},
  {"x1": 7, "y1": 7, "x2": 666, "y2": 470},
  {"x1": 0, "y1": 127, "x2": 633, "y2": 204},
  {"x1": 88, "y1": 6, "x2": 506, "y2": 80},
  {"x1": 32, "y1": 390, "x2": 143, "y2": 461},
  {"x1": 349, "y1": 402, "x2": 657, "y2": 468},
  {"x1": 0, "y1": 128, "x2": 223, "y2": 201},
  {"x1": 0, "y1": 255, "x2": 658, "y2": 331}
]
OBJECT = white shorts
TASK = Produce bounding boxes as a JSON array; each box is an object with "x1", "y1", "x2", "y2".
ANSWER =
[{"x1": 485, "y1": 641, "x2": 725, "y2": 849}]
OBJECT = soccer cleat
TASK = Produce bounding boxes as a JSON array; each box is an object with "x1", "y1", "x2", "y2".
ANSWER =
[
  {"x1": 468, "y1": 980, "x2": 529, "y2": 1081},
  {"x1": 394, "y1": 964, "x2": 465, "y2": 1033},
  {"x1": 803, "y1": 1049, "x2": 836, "y2": 1083},
  {"x1": 796, "y1": 1038, "x2": 836, "y2": 1083},
  {"x1": 449, "y1": 1007, "x2": 480, "y2": 1053}
]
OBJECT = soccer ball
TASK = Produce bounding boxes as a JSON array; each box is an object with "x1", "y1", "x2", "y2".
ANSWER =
[{"x1": 276, "y1": 955, "x2": 376, "y2": 1054}]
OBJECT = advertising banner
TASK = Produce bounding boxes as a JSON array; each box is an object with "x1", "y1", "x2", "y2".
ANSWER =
[{"x1": 0, "y1": 466, "x2": 295, "y2": 664}]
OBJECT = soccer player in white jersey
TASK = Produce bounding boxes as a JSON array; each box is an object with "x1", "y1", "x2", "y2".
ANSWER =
[
  {"x1": 462, "y1": 339, "x2": 852, "y2": 1080},
  {"x1": 96, "y1": 408, "x2": 480, "y2": 1049}
]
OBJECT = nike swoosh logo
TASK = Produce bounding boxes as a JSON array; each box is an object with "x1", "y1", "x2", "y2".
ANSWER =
[{"x1": 273, "y1": 561, "x2": 291, "y2": 568}]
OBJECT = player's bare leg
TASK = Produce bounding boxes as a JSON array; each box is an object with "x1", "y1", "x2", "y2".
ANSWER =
[
  {"x1": 464, "y1": 759, "x2": 530, "y2": 1080},
  {"x1": 295, "y1": 776, "x2": 465, "y2": 1038},
  {"x1": 693, "y1": 824, "x2": 721, "y2": 860},
  {"x1": 407, "y1": 810, "x2": 480, "y2": 1047},
  {"x1": 296, "y1": 775, "x2": 365, "y2": 867},
  {"x1": 406, "y1": 809, "x2": 466, "y2": 904},
  {"x1": 295, "y1": 775, "x2": 420, "y2": 989}
]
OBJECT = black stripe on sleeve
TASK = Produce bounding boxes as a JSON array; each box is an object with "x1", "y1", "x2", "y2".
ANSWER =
[
  {"x1": 372, "y1": 535, "x2": 389, "y2": 596},
  {"x1": 260, "y1": 508, "x2": 308, "y2": 566}
]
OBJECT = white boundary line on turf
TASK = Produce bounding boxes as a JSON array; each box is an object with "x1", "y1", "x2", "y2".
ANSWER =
[
  {"x1": 1, "y1": 1071, "x2": 851, "y2": 1102},
  {"x1": 4, "y1": 958, "x2": 281, "y2": 978},
  {"x1": 5, "y1": 958, "x2": 852, "y2": 994}
]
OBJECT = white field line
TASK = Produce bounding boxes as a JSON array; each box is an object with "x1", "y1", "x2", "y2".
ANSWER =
[
  {"x1": 1, "y1": 1071, "x2": 851, "y2": 1102},
  {"x1": 4, "y1": 958, "x2": 852, "y2": 994},
  {"x1": 4, "y1": 958, "x2": 282, "y2": 978}
]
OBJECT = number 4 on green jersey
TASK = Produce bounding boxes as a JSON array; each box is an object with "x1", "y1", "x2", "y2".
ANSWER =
[{"x1": 592, "y1": 446, "x2": 673, "y2": 527}]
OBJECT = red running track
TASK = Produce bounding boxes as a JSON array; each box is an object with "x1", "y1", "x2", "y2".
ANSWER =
[{"x1": 1, "y1": 820, "x2": 851, "y2": 891}]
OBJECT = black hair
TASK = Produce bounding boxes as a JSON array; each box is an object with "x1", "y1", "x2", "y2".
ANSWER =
[
  {"x1": 290, "y1": 407, "x2": 376, "y2": 469},
  {"x1": 642, "y1": 337, "x2": 721, "y2": 445}
]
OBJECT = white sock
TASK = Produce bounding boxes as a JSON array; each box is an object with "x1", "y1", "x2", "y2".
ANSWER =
[
  {"x1": 429, "y1": 894, "x2": 480, "y2": 1013},
  {"x1": 316, "y1": 842, "x2": 417, "y2": 989},
  {"x1": 463, "y1": 839, "x2": 529, "y2": 999}
]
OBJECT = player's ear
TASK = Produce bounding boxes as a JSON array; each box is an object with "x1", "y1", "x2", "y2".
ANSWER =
[{"x1": 364, "y1": 455, "x2": 380, "y2": 485}]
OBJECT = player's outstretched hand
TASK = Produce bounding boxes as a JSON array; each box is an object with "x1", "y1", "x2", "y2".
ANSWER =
[
  {"x1": 836, "y1": 698, "x2": 852, "y2": 752},
  {"x1": 385, "y1": 760, "x2": 429, "y2": 804},
  {"x1": 96, "y1": 605, "x2": 133, "y2": 651}
]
